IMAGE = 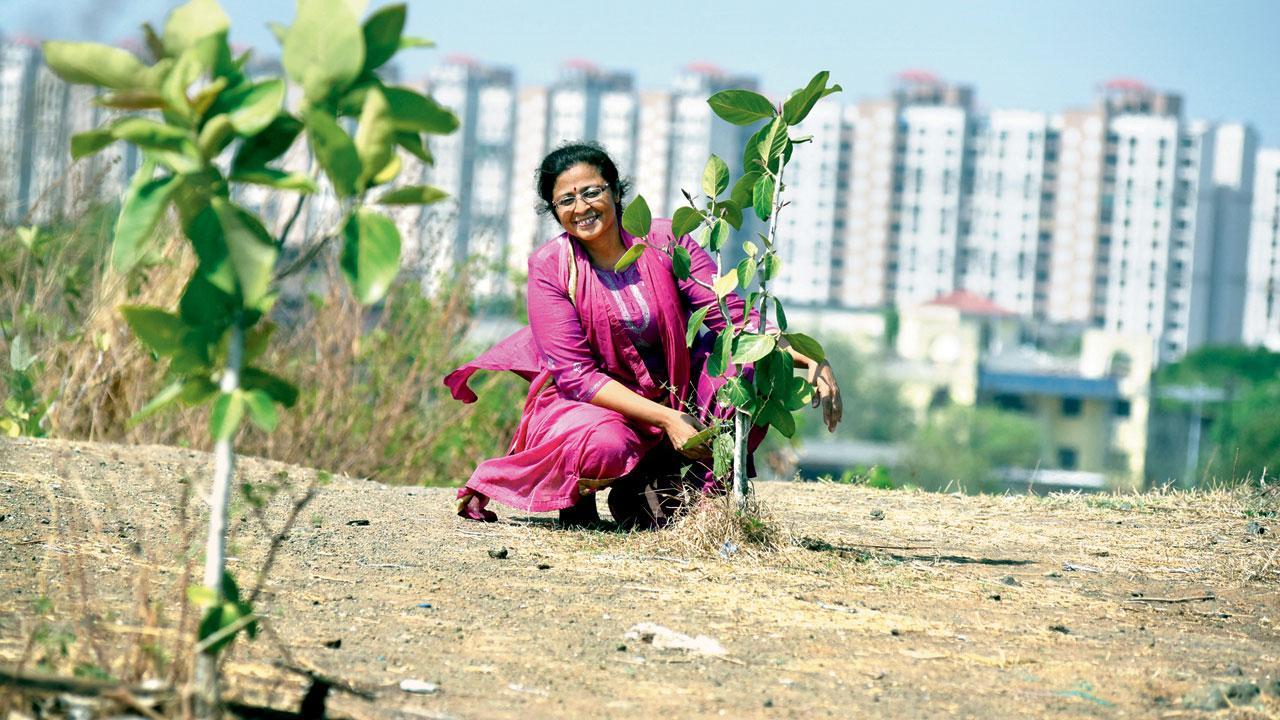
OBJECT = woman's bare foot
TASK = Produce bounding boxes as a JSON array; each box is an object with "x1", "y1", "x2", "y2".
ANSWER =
[{"x1": 457, "y1": 493, "x2": 497, "y2": 522}]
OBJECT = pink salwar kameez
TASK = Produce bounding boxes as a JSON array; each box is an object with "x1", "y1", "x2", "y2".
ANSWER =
[{"x1": 444, "y1": 218, "x2": 764, "y2": 523}]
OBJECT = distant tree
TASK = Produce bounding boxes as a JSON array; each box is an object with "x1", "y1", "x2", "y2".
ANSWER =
[
  {"x1": 905, "y1": 405, "x2": 1043, "y2": 492},
  {"x1": 797, "y1": 338, "x2": 914, "y2": 443},
  {"x1": 1156, "y1": 345, "x2": 1280, "y2": 484}
]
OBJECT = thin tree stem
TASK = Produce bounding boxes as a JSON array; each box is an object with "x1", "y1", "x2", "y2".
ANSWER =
[
  {"x1": 732, "y1": 158, "x2": 787, "y2": 509},
  {"x1": 193, "y1": 322, "x2": 244, "y2": 720}
]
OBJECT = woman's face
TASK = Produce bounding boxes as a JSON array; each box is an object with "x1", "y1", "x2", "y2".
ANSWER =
[{"x1": 551, "y1": 163, "x2": 618, "y2": 246}]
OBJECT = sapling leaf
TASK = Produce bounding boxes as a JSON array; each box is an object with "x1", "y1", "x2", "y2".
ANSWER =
[
  {"x1": 783, "y1": 332, "x2": 825, "y2": 364},
  {"x1": 761, "y1": 399, "x2": 796, "y2": 437},
  {"x1": 753, "y1": 174, "x2": 775, "y2": 221},
  {"x1": 229, "y1": 167, "x2": 318, "y2": 193},
  {"x1": 760, "y1": 116, "x2": 789, "y2": 163},
  {"x1": 130, "y1": 381, "x2": 184, "y2": 426},
  {"x1": 354, "y1": 86, "x2": 395, "y2": 188},
  {"x1": 781, "y1": 70, "x2": 842, "y2": 125},
  {"x1": 224, "y1": 79, "x2": 286, "y2": 136},
  {"x1": 621, "y1": 194, "x2": 651, "y2": 238},
  {"x1": 71, "y1": 129, "x2": 117, "y2": 159},
  {"x1": 113, "y1": 170, "x2": 181, "y2": 273},
  {"x1": 384, "y1": 87, "x2": 459, "y2": 134},
  {"x1": 774, "y1": 297, "x2": 788, "y2": 331},
  {"x1": 395, "y1": 131, "x2": 433, "y2": 164},
  {"x1": 341, "y1": 208, "x2": 401, "y2": 304},
  {"x1": 707, "y1": 327, "x2": 734, "y2": 377},
  {"x1": 702, "y1": 154, "x2": 729, "y2": 198},
  {"x1": 361, "y1": 3, "x2": 406, "y2": 72},
  {"x1": 187, "y1": 585, "x2": 219, "y2": 607},
  {"x1": 671, "y1": 206, "x2": 702, "y2": 238},
  {"x1": 232, "y1": 114, "x2": 302, "y2": 172},
  {"x1": 716, "y1": 199, "x2": 744, "y2": 230},
  {"x1": 243, "y1": 389, "x2": 278, "y2": 432},
  {"x1": 162, "y1": 0, "x2": 230, "y2": 57},
  {"x1": 730, "y1": 171, "x2": 760, "y2": 210},
  {"x1": 613, "y1": 243, "x2": 646, "y2": 272},
  {"x1": 399, "y1": 36, "x2": 435, "y2": 50},
  {"x1": 708, "y1": 218, "x2": 730, "y2": 252},
  {"x1": 121, "y1": 306, "x2": 188, "y2": 357},
  {"x1": 743, "y1": 240, "x2": 758, "y2": 258},
  {"x1": 377, "y1": 185, "x2": 448, "y2": 205},
  {"x1": 732, "y1": 333, "x2": 775, "y2": 365},
  {"x1": 762, "y1": 254, "x2": 782, "y2": 281},
  {"x1": 672, "y1": 245, "x2": 692, "y2": 280},
  {"x1": 785, "y1": 376, "x2": 813, "y2": 411},
  {"x1": 95, "y1": 91, "x2": 166, "y2": 110},
  {"x1": 736, "y1": 257, "x2": 756, "y2": 289},
  {"x1": 685, "y1": 305, "x2": 711, "y2": 347},
  {"x1": 681, "y1": 425, "x2": 716, "y2": 451},
  {"x1": 242, "y1": 367, "x2": 299, "y2": 407},
  {"x1": 210, "y1": 391, "x2": 245, "y2": 441},
  {"x1": 707, "y1": 89, "x2": 776, "y2": 125},
  {"x1": 304, "y1": 107, "x2": 361, "y2": 197},
  {"x1": 282, "y1": 0, "x2": 365, "y2": 103},
  {"x1": 718, "y1": 376, "x2": 752, "y2": 408},
  {"x1": 713, "y1": 269, "x2": 739, "y2": 298},
  {"x1": 42, "y1": 41, "x2": 147, "y2": 90},
  {"x1": 212, "y1": 197, "x2": 278, "y2": 306}
]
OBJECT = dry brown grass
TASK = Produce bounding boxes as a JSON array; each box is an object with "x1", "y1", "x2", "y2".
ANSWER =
[
  {"x1": 631, "y1": 486, "x2": 793, "y2": 562},
  {"x1": 19, "y1": 217, "x2": 523, "y2": 487}
]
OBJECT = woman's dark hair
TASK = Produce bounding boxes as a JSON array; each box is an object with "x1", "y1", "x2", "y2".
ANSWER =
[{"x1": 536, "y1": 142, "x2": 632, "y2": 216}]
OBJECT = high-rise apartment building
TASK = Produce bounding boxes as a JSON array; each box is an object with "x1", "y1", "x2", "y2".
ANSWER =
[
  {"x1": 961, "y1": 110, "x2": 1054, "y2": 318},
  {"x1": 1243, "y1": 149, "x2": 1280, "y2": 348},
  {"x1": 664, "y1": 64, "x2": 761, "y2": 221},
  {"x1": 422, "y1": 56, "x2": 517, "y2": 291},
  {"x1": 772, "y1": 101, "x2": 850, "y2": 305},
  {"x1": 840, "y1": 72, "x2": 975, "y2": 309}
]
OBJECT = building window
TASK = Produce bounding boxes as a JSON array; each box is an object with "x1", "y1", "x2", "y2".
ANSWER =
[
  {"x1": 1113, "y1": 399, "x2": 1131, "y2": 417},
  {"x1": 1057, "y1": 446, "x2": 1079, "y2": 470},
  {"x1": 1061, "y1": 397, "x2": 1082, "y2": 416},
  {"x1": 993, "y1": 393, "x2": 1027, "y2": 412}
]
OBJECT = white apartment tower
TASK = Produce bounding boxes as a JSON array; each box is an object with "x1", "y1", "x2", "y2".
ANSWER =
[
  {"x1": 842, "y1": 72, "x2": 975, "y2": 308},
  {"x1": 664, "y1": 64, "x2": 761, "y2": 219},
  {"x1": 1243, "y1": 149, "x2": 1280, "y2": 348},
  {"x1": 772, "y1": 101, "x2": 850, "y2": 305},
  {"x1": 506, "y1": 85, "x2": 549, "y2": 274},
  {"x1": 962, "y1": 110, "x2": 1054, "y2": 317},
  {"x1": 1102, "y1": 114, "x2": 1216, "y2": 362},
  {"x1": 423, "y1": 56, "x2": 517, "y2": 292}
]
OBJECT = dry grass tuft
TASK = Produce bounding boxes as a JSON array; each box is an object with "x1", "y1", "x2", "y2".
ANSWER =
[{"x1": 632, "y1": 486, "x2": 793, "y2": 561}]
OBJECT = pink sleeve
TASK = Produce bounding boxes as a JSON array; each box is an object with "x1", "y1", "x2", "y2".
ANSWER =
[
  {"x1": 526, "y1": 252, "x2": 612, "y2": 403},
  {"x1": 675, "y1": 232, "x2": 767, "y2": 334}
]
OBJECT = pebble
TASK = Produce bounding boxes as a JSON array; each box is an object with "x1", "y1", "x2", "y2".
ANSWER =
[
  {"x1": 488, "y1": 547, "x2": 509, "y2": 559},
  {"x1": 400, "y1": 679, "x2": 441, "y2": 695},
  {"x1": 1245, "y1": 521, "x2": 1267, "y2": 536},
  {"x1": 869, "y1": 509, "x2": 884, "y2": 520}
]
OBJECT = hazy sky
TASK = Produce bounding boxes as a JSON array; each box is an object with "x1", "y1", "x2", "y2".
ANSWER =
[{"x1": 3, "y1": 0, "x2": 1277, "y2": 145}]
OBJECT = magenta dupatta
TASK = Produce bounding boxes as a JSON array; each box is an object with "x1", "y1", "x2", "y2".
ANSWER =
[{"x1": 444, "y1": 219, "x2": 702, "y2": 512}]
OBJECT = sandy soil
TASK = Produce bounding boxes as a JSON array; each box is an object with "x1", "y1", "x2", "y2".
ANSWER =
[{"x1": 1, "y1": 436, "x2": 1278, "y2": 719}]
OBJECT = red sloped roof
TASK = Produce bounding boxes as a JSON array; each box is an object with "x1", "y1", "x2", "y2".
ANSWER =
[{"x1": 925, "y1": 290, "x2": 1016, "y2": 317}]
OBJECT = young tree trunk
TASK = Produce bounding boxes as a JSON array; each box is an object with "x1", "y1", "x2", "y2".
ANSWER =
[
  {"x1": 732, "y1": 162, "x2": 786, "y2": 510},
  {"x1": 193, "y1": 322, "x2": 244, "y2": 719}
]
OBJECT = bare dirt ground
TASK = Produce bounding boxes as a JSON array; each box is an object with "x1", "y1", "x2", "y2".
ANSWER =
[{"x1": 1, "y1": 436, "x2": 1278, "y2": 719}]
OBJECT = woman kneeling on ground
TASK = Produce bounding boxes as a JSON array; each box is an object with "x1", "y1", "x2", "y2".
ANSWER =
[{"x1": 444, "y1": 143, "x2": 842, "y2": 528}]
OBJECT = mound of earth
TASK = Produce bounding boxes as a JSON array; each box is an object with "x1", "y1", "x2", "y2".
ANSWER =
[{"x1": 1, "y1": 436, "x2": 1278, "y2": 719}]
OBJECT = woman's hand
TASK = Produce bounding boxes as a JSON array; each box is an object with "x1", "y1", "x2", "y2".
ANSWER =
[
  {"x1": 661, "y1": 410, "x2": 713, "y2": 460},
  {"x1": 806, "y1": 359, "x2": 843, "y2": 433}
]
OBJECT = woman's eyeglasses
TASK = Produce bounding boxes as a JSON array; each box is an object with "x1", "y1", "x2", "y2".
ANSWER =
[{"x1": 552, "y1": 185, "x2": 609, "y2": 212}]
